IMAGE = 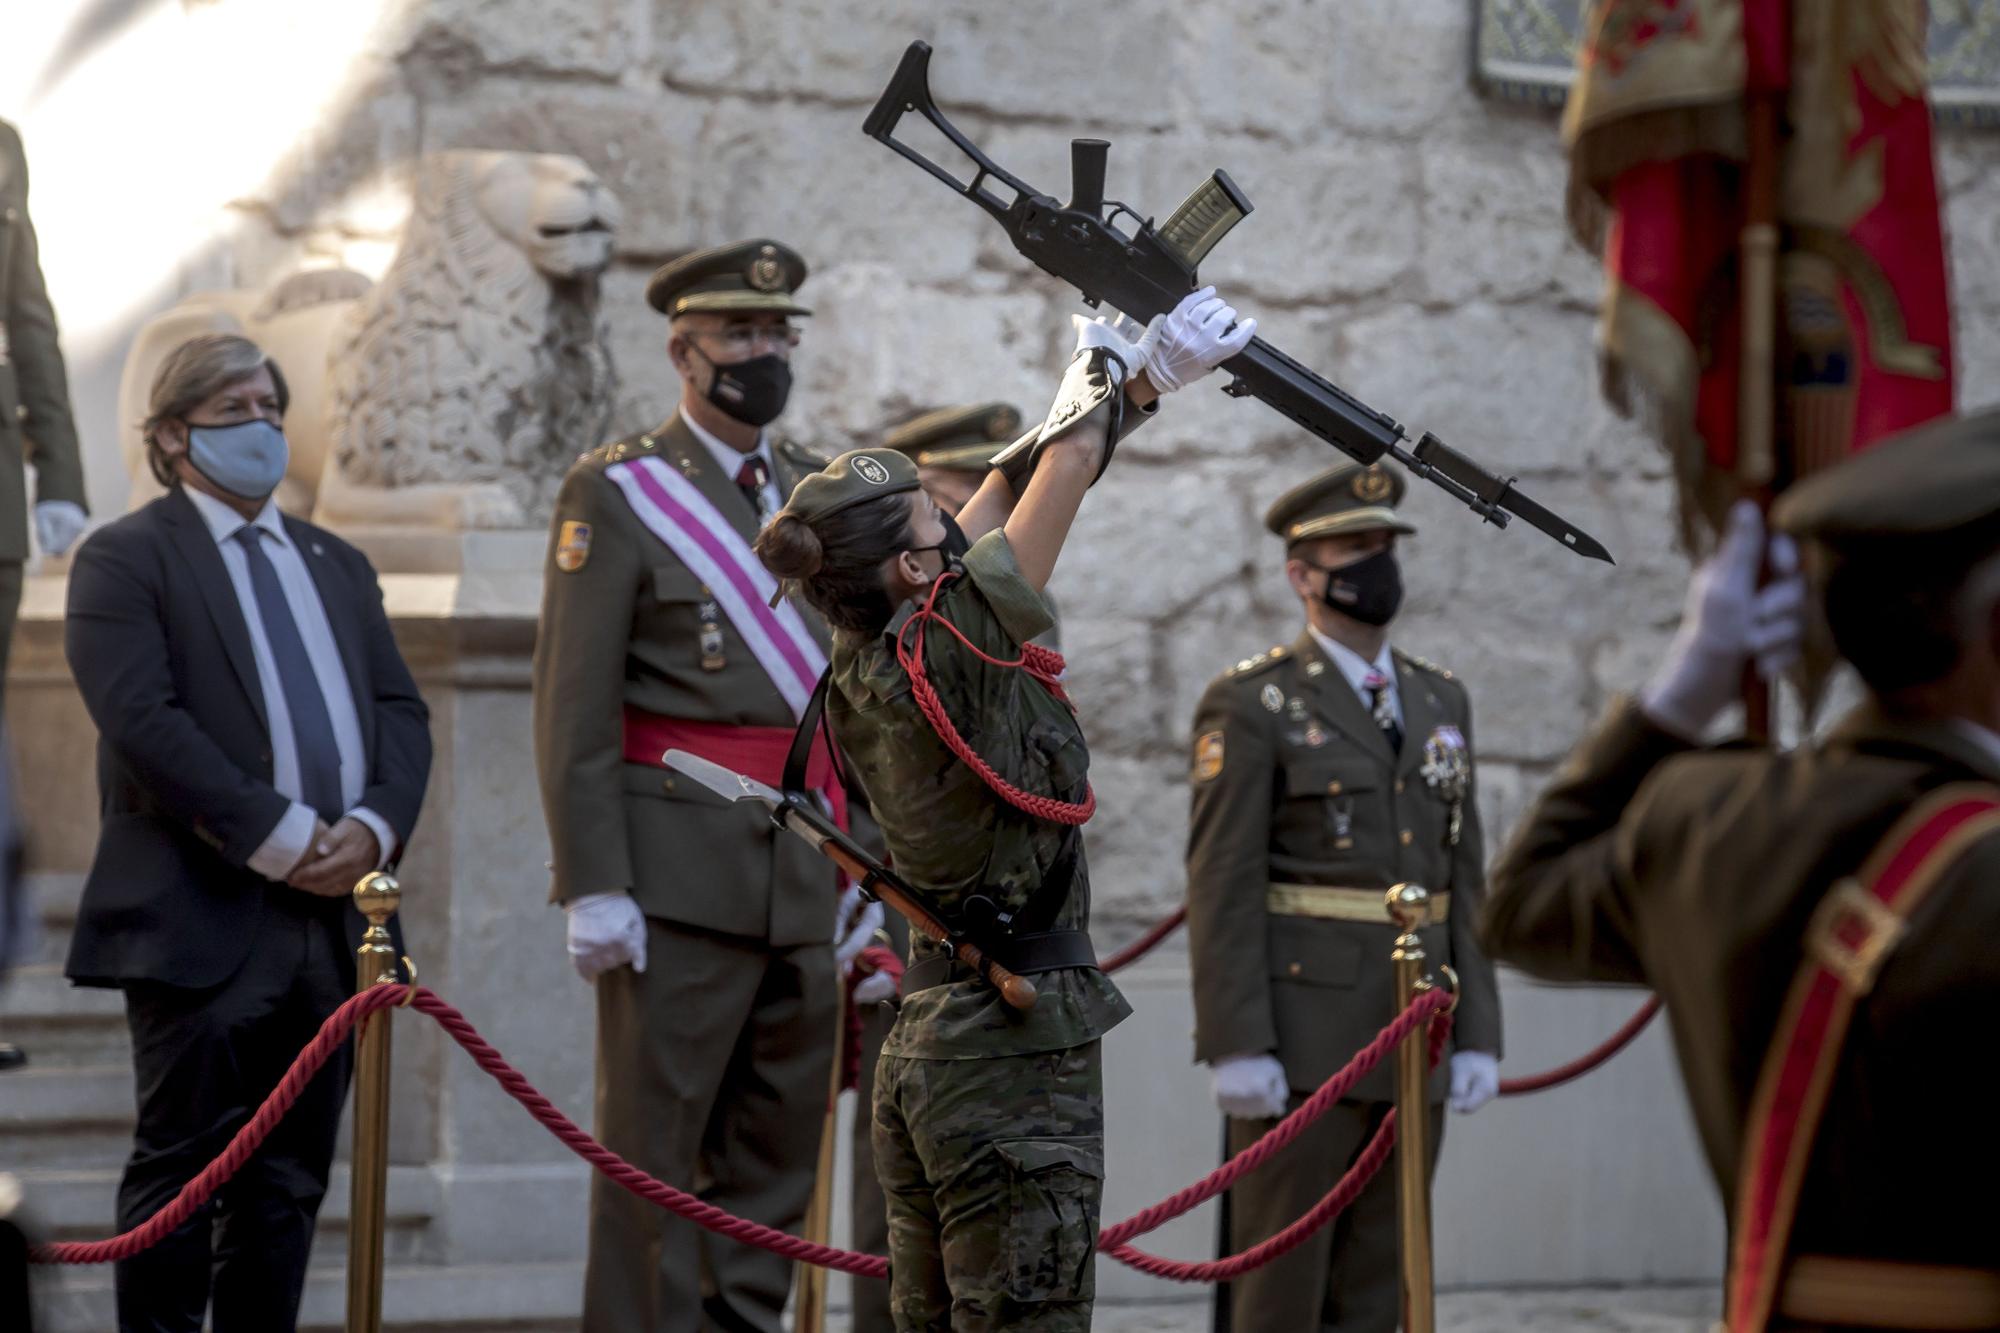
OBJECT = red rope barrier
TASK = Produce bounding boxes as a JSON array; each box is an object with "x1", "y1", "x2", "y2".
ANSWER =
[
  {"x1": 1099, "y1": 906, "x2": 1186, "y2": 974},
  {"x1": 1099, "y1": 987, "x2": 1450, "y2": 1247},
  {"x1": 31, "y1": 984, "x2": 403, "y2": 1265},
  {"x1": 1108, "y1": 1011, "x2": 1455, "y2": 1282},
  {"x1": 1498, "y1": 997, "x2": 1661, "y2": 1097},
  {"x1": 30, "y1": 981, "x2": 1638, "y2": 1286}
]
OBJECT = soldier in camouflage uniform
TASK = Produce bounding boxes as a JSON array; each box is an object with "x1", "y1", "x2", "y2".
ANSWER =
[
  {"x1": 755, "y1": 290, "x2": 1253, "y2": 1330},
  {"x1": 1185, "y1": 462, "x2": 1503, "y2": 1332},
  {"x1": 843, "y1": 399, "x2": 1044, "y2": 1333}
]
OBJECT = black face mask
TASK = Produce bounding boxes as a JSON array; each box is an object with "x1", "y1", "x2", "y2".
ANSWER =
[
  {"x1": 695, "y1": 348, "x2": 792, "y2": 427},
  {"x1": 905, "y1": 511, "x2": 969, "y2": 570},
  {"x1": 1310, "y1": 548, "x2": 1403, "y2": 626}
]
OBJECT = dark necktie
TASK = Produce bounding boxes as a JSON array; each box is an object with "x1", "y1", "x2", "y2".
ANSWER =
[
  {"x1": 735, "y1": 455, "x2": 770, "y2": 520},
  {"x1": 234, "y1": 526, "x2": 345, "y2": 820},
  {"x1": 1364, "y1": 669, "x2": 1403, "y2": 753}
]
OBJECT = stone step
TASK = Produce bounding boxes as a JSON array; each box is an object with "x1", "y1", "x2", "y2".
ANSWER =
[
  {"x1": 1, "y1": 1061, "x2": 135, "y2": 1170},
  {"x1": 1, "y1": 1062, "x2": 132, "y2": 1128},
  {"x1": 34, "y1": 1259, "x2": 587, "y2": 1333}
]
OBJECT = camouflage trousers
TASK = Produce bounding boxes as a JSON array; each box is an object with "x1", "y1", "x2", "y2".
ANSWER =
[{"x1": 872, "y1": 1040, "x2": 1104, "y2": 1332}]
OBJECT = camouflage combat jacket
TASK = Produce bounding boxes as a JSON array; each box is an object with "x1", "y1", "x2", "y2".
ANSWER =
[{"x1": 828, "y1": 530, "x2": 1131, "y2": 1059}]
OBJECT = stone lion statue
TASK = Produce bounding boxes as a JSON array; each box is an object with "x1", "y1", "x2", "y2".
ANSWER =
[{"x1": 118, "y1": 150, "x2": 621, "y2": 531}]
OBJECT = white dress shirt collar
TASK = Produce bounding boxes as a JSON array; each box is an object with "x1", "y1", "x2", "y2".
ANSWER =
[
  {"x1": 1308, "y1": 625, "x2": 1398, "y2": 709},
  {"x1": 680, "y1": 408, "x2": 773, "y2": 483},
  {"x1": 184, "y1": 485, "x2": 289, "y2": 549}
]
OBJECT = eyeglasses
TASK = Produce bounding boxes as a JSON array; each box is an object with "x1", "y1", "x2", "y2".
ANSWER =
[{"x1": 691, "y1": 325, "x2": 802, "y2": 356}]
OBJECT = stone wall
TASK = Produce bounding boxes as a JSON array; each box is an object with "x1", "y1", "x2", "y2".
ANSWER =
[{"x1": 19, "y1": 0, "x2": 2000, "y2": 928}]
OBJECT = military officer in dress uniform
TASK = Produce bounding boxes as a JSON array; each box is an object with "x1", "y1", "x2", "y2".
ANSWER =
[
  {"x1": 1185, "y1": 461, "x2": 1504, "y2": 1332},
  {"x1": 1484, "y1": 414, "x2": 2000, "y2": 1331},
  {"x1": 1, "y1": 120, "x2": 91, "y2": 702},
  {"x1": 534, "y1": 239, "x2": 877, "y2": 1333}
]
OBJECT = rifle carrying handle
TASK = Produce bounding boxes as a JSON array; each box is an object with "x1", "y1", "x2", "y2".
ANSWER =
[{"x1": 819, "y1": 833, "x2": 1040, "y2": 1010}]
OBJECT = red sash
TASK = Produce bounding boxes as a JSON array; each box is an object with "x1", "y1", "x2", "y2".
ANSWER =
[
  {"x1": 1726, "y1": 784, "x2": 2000, "y2": 1332},
  {"x1": 621, "y1": 706, "x2": 849, "y2": 845}
]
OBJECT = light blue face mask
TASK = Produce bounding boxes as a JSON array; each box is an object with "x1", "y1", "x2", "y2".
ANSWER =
[{"x1": 185, "y1": 419, "x2": 289, "y2": 500}]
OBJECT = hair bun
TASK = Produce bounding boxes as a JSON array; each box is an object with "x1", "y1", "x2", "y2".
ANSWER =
[{"x1": 754, "y1": 512, "x2": 825, "y2": 582}]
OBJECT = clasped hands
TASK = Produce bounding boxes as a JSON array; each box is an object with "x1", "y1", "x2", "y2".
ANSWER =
[{"x1": 285, "y1": 815, "x2": 381, "y2": 899}]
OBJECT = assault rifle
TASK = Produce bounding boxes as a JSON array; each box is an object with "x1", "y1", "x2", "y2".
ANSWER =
[{"x1": 864, "y1": 41, "x2": 1612, "y2": 563}]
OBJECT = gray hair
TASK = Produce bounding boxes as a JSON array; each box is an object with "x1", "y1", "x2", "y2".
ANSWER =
[{"x1": 140, "y1": 334, "x2": 290, "y2": 488}]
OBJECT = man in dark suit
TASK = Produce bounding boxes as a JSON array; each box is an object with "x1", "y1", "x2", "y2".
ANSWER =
[{"x1": 62, "y1": 333, "x2": 431, "y2": 1333}]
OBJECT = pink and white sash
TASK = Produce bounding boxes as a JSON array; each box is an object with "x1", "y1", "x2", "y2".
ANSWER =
[{"x1": 605, "y1": 455, "x2": 827, "y2": 721}]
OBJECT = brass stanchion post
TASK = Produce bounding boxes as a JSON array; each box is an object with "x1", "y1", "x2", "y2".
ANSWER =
[
  {"x1": 793, "y1": 969, "x2": 849, "y2": 1333},
  {"x1": 347, "y1": 872, "x2": 402, "y2": 1333},
  {"x1": 1386, "y1": 883, "x2": 1435, "y2": 1333}
]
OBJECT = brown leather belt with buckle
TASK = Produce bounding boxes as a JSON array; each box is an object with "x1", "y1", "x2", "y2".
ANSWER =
[
  {"x1": 1777, "y1": 1255, "x2": 2000, "y2": 1329},
  {"x1": 1265, "y1": 883, "x2": 1451, "y2": 924}
]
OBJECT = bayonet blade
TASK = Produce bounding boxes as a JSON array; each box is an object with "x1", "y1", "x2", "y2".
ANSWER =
[
  {"x1": 661, "y1": 750, "x2": 784, "y2": 808},
  {"x1": 1404, "y1": 432, "x2": 1615, "y2": 564},
  {"x1": 1495, "y1": 485, "x2": 1615, "y2": 564}
]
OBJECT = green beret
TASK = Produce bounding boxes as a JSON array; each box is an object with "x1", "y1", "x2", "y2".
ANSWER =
[
  {"x1": 1264, "y1": 461, "x2": 1415, "y2": 545},
  {"x1": 781, "y1": 448, "x2": 921, "y2": 526},
  {"x1": 884, "y1": 402, "x2": 1024, "y2": 473},
  {"x1": 1774, "y1": 410, "x2": 2000, "y2": 545},
  {"x1": 647, "y1": 238, "x2": 811, "y2": 317}
]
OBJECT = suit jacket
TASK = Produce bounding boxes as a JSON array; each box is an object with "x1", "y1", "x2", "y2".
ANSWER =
[
  {"x1": 0, "y1": 120, "x2": 86, "y2": 562},
  {"x1": 1184, "y1": 632, "x2": 1502, "y2": 1104},
  {"x1": 532, "y1": 416, "x2": 835, "y2": 947},
  {"x1": 62, "y1": 487, "x2": 431, "y2": 989},
  {"x1": 1483, "y1": 699, "x2": 2000, "y2": 1265}
]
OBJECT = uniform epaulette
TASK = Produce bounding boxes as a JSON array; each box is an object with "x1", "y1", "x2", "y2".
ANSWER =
[
  {"x1": 1226, "y1": 644, "x2": 1290, "y2": 679},
  {"x1": 774, "y1": 436, "x2": 830, "y2": 469},
  {"x1": 577, "y1": 433, "x2": 655, "y2": 468},
  {"x1": 1394, "y1": 648, "x2": 1455, "y2": 682}
]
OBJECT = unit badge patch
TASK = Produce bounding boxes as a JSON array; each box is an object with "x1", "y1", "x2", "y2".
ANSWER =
[
  {"x1": 1192, "y1": 730, "x2": 1226, "y2": 782},
  {"x1": 555, "y1": 520, "x2": 592, "y2": 572}
]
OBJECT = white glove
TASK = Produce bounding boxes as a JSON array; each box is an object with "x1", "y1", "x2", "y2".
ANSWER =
[
  {"x1": 1211, "y1": 1051, "x2": 1290, "y2": 1120},
  {"x1": 565, "y1": 892, "x2": 648, "y2": 982},
  {"x1": 835, "y1": 886, "x2": 884, "y2": 971},
  {"x1": 1449, "y1": 1051, "x2": 1500, "y2": 1114},
  {"x1": 853, "y1": 969, "x2": 898, "y2": 1006},
  {"x1": 1142, "y1": 286, "x2": 1256, "y2": 393},
  {"x1": 34, "y1": 500, "x2": 88, "y2": 556},
  {"x1": 1070, "y1": 310, "x2": 1158, "y2": 384},
  {"x1": 1640, "y1": 500, "x2": 1806, "y2": 740}
]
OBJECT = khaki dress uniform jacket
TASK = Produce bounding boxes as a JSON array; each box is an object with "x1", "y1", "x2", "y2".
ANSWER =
[
  {"x1": 0, "y1": 121, "x2": 88, "y2": 686},
  {"x1": 1185, "y1": 631, "x2": 1502, "y2": 1332},
  {"x1": 532, "y1": 413, "x2": 838, "y2": 1333},
  {"x1": 1484, "y1": 699, "x2": 2000, "y2": 1292}
]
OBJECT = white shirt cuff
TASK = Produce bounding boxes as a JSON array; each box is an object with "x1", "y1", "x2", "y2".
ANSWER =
[
  {"x1": 248, "y1": 802, "x2": 319, "y2": 881},
  {"x1": 347, "y1": 806, "x2": 398, "y2": 869}
]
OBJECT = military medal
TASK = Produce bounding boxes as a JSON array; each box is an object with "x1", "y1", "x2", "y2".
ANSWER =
[
  {"x1": 1420, "y1": 725, "x2": 1471, "y2": 846},
  {"x1": 698, "y1": 591, "x2": 726, "y2": 671},
  {"x1": 1331, "y1": 797, "x2": 1355, "y2": 850},
  {"x1": 1260, "y1": 684, "x2": 1284, "y2": 713}
]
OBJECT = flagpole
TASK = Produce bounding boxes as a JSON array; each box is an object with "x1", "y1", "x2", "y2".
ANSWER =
[{"x1": 1738, "y1": 89, "x2": 1783, "y2": 743}]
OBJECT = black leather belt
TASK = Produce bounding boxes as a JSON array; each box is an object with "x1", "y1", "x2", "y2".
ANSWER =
[{"x1": 900, "y1": 929, "x2": 1100, "y2": 997}]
